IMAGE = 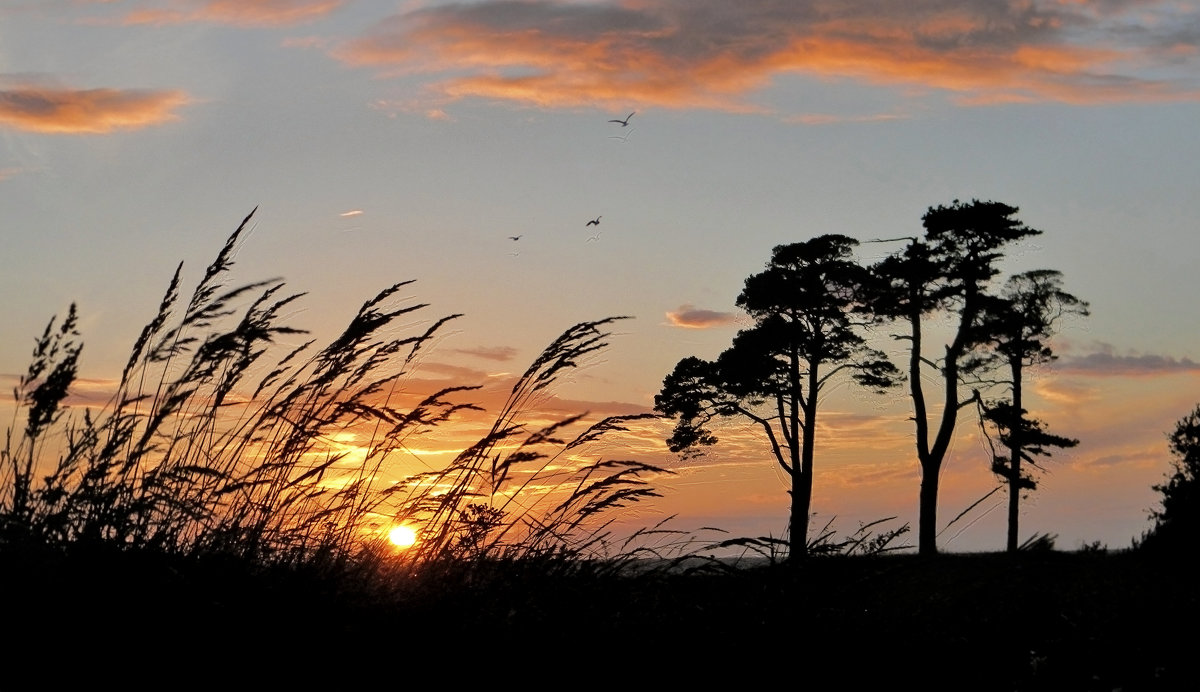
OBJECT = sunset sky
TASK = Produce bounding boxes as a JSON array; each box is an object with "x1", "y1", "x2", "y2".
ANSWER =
[{"x1": 3, "y1": 0, "x2": 1200, "y2": 553}]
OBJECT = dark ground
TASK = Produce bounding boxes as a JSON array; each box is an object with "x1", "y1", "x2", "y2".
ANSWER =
[{"x1": 3, "y1": 547, "x2": 1193, "y2": 689}]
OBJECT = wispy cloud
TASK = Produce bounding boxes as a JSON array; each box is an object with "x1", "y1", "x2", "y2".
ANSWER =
[
  {"x1": 281, "y1": 35, "x2": 331, "y2": 49},
  {"x1": 1033, "y1": 377, "x2": 1100, "y2": 405},
  {"x1": 665, "y1": 304, "x2": 737, "y2": 329},
  {"x1": 0, "y1": 375, "x2": 119, "y2": 409},
  {"x1": 332, "y1": 0, "x2": 1200, "y2": 112},
  {"x1": 368, "y1": 97, "x2": 459, "y2": 121},
  {"x1": 783, "y1": 112, "x2": 908, "y2": 125},
  {"x1": 539, "y1": 396, "x2": 653, "y2": 418},
  {"x1": 339, "y1": 209, "x2": 363, "y2": 217},
  {"x1": 1088, "y1": 451, "x2": 1152, "y2": 469},
  {"x1": 412, "y1": 361, "x2": 493, "y2": 383},
  {"x1": 0, "y1": 167, "x2": 22, "y2": 181},
  {"x1": 1054, "y1": 343, "x2": 1200, "y2": 376},
  {"x1": 120, "y1": 0, "x2": 344, "y2": 27},
  {"x1": 450, "y1": 345, "x2": 519, "y2": 362},
  {"x1": 0, "y1": 84, "x2": 188, "y2": 134}
]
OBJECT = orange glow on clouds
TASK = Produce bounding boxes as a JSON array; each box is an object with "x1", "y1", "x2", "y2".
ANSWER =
[
  {"x1": 0, "y1": 86, "x2": 188, "y2": 134},
  {"x1": 331, "y1": 0, "x2": 1200, "y2": 112},
  {"x1": 122, "y1": 0, "x2": 343, "y2": 26},
  {"x1": 664, "y1": 305, "x2": 737, "y2": 329}
]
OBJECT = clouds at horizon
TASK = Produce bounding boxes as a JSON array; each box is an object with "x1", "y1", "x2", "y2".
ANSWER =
[
  {"x1": 1053, "y1": 343, "x2": 1200, "y2": 376},
  {"x1": 0, "y1": 84, "x2": 188, "y2": 134},
  {"x1": 332, "y1": 0, "x2": 1200, "y2": 112}
]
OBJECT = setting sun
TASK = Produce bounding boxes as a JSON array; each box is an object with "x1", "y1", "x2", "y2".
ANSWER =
[{"x1": 388, "y1": 525, "x2": 418, "y2": 548}]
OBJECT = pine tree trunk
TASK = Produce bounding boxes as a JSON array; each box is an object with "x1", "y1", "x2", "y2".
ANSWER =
[
  {"x1": 1006, "y1": 359, "x2": 1024, "y2": 553},
  {"x1": 790, "y1": 465, "x2": 810, "y2": 561},
  {"x1": 919, "y1": 458, "x2": 940, "y2": 555}
]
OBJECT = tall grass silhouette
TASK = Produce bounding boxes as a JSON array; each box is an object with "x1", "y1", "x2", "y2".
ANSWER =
[{"x1": 0, "y1": 209, "x2": 679, "y2": 584}]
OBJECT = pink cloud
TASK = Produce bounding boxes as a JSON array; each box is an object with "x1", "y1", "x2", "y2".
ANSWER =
[
  {"x1": 0, "y1": 85, "x2": 188, "y2": 134},
  {"x1": 665, "y1": 304, "x2": 737, "y2": 329}
]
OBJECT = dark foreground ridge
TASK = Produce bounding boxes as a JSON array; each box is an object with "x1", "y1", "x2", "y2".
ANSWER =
[{"x1": 4, "y1": 546, "x2": 1192, "y2": 689}]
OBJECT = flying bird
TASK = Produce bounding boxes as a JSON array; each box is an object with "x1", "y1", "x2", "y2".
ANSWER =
[
  {"x1": 608, "y1": 112, "x2": 634, "y2": 127},
  {"x1": 586, "y1": 216, "x2": 601, "y2": 226},
  {"x1": 608, "y1": 128, "x2": 635, "y2": 143},
  {"x1": 587, "y1": 231, "x2": 602, "y2": 243},
  {"x1": 508, "y1": 235, "x2": 522, "y2": 241}
]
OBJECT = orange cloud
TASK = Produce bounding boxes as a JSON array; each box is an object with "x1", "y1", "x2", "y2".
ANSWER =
[
  {"x1": 665, "y1": 304, "x2": 737, "y2": 329},
  {"x1": 122, "y1": 0, "x2": 343, "y2": 26},
  {"x1": 0, "y1": 374, "x2": 122, "y2": 410},
  {"x1": 332, "y1": 0, "x2": 1200, "y2": 111},
  {"x1": 1033, "y1": 377, "x2": 1100, "y2": 406},
  {"x1": 0, "y1": 85, "x2": 188, "y2": 134}
]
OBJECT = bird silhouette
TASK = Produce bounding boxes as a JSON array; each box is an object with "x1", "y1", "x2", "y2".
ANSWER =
[
  {"x1": 586, "y1": 216, "x2": 601, "y2": 226},
  {"x1": 587, "y1": 231, "x2": 602, "y2": 243},
  {"x1": 608, "y1": 112, "x2": 634, "y2": 127},
  {"x1": 508, "y1": 235, "x2": 522, "y2": 241},
  {"x1": 608, "y1": 128, "x2": 635, "y2": 143}
]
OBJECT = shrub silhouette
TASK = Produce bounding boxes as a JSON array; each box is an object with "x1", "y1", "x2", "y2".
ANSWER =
[{"x1": 1142, "y1": 404, "x2": 1200, "y2": 551}]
